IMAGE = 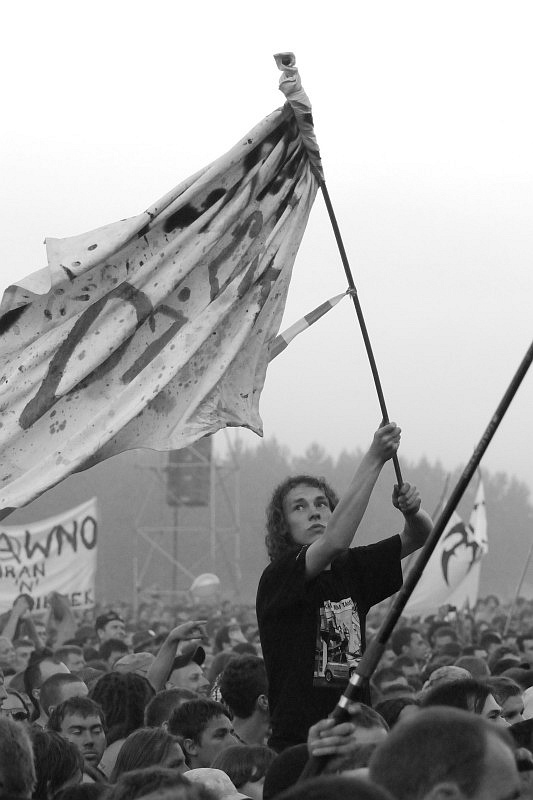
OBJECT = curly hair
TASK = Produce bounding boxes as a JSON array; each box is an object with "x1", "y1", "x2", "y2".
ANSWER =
[
  {"x1": 265, "y1": 475, "x2": 338, "y2": 562},
  {"x1": 219, "y1": 655, "x2": 268, "y2": 719},
  {"x1": 89, "y1": 672, "x2": 155, "y2": 744}
]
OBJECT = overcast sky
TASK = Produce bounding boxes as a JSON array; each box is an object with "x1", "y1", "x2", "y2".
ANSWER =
[{"x1": 2, "y1": 0, "x2": 532, "y2": 498}]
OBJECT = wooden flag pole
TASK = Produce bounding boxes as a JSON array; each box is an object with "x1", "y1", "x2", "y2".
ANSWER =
[
  {"x1": 301, "y1": 338, "x2": 533, "y2": 778},
  {"x1": 319, "y1": 179, "x2": 403, "y2": 486},
  {"x1": 274, "y1": 52, "x2": 403, "y2": 486}
]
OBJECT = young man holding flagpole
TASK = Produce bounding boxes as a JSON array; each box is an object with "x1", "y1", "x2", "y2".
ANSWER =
[{"x1": 256, "y1": 422, "x2": 433, "y2": 751}]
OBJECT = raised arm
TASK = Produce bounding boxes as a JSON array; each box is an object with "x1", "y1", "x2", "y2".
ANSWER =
[{"x1": 305, "y1": 423, "x2": 401, "y2": 579}]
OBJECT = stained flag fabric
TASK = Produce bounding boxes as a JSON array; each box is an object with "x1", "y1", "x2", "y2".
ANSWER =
[
  {"x1": 404, "y1": 479, "x2": 488, "y2": 617},
  {"x1": 0, "y1": 61, "x2": 319, "y2": 519}
]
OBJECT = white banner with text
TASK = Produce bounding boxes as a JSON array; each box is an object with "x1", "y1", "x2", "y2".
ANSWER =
[{"x1": 0, "y1": 498, "x2": 98, "y2": 613}]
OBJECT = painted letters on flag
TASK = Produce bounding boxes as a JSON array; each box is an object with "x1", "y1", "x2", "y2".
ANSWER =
[
  {"x1": 0, "y1": 498, "x2": 98, "y2": 613},
  {"x1": 404, "y1": 480, "x2": 488, "y2": 617},
  {"x1": 0, "y1": 61, "x2": 319, "y2": 518}
]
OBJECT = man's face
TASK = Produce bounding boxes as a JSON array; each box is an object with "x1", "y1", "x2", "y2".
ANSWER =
[
  {"x1": 60, "y1": 712, "x2": 106, "y2": 765},
  {"x1": 167, "y1": 662, "x2": 209, "y2": 696},
  {"x1": 434, "y1": 633, "x2": 454, "y2": 651},
  {"x1": 195, "y1": 714, "x2": 239, "y2": 767},
  {"x1": 99, "y1": 620, "x2": 126, "y2": 642},
  {"x1": 0, "y1": 638, "x2": 16, "y2": 668},
  {"x1": 63, "y1": 653, "x2": 86, "y2": 672},
  {"x1": 283, "y1": 484, "x2": 332, "y2": 547},
  {"x1": 501, "y1": 694, "x2": 524, "y2": 725},
  {"x1": 469, "y1": 733, "x2": 520, "y2": 800},
  {"x1": 14, "y1": 645, "x2": 34, "y2": 672},
  {"x1": 406, "y1": 633, "x2": 429, "y2": 662}
]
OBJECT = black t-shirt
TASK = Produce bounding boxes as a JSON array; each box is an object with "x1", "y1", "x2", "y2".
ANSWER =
[{"x1": 256, "y1": 535, "x2": 402, "y2": 749}]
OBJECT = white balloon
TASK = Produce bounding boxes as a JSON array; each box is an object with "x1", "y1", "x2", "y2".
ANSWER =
[{"x1": 190, "y1": 573, "x2": 220, "y2": 597}]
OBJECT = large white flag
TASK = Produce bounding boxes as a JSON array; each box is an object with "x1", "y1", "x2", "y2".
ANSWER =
[
  {"x1": 0, "y1": 59, "x2": 319, "y2": 520},
  {"x1": 0, "y1": 498, "x2": 98, "y2": 613},
  {"x1": 404, "y1": 479, "x2": 488, "y2": 617}
]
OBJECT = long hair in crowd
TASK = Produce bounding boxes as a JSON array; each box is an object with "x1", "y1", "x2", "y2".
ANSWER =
[{"x1": 265, "y1": 475, "x2": 338, "y2": 562}]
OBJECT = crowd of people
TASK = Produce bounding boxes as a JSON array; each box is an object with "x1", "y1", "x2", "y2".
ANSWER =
[
  {"x1": 1, "y1": 424, "x2": 533, "y2": 799},
  {"x1": 2, "y1": 573, "x2": 533, "y2": 799}
]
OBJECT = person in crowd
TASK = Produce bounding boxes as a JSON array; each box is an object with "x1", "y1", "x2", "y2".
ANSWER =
[
  {"x1": 306, "y1": 703, "x2": 389, "y2": 774},
  {"x1": 373, "y1": 696, "x2": 420, "y2": 728},
  {"x1": 0, "y1": 636, "x2": 17, "y2": 673},
  {"x1": 31, "y1": 729, "x2": 84, "y2": 799},
  {"x1": 110, "y1": 728, "x2": 187, "y2": 782},
  {"x1": 108, "y1": 768, "x2": 209, "y2": 800},
  {"x1": 273, "y1": 775, "x2": 395, "y2": 800},
  {"x1": 262, "y1": 744, "x2": 309, "y2": 800},
  {"x1": 390, "y1": 627, "x2": 431, "y2": 667},
  {"x1": 144, "y1": 687, "x2": 198, "y2": 728},
  {"x1": 13, "y1": 639, "x2": 36, "y2": 673},
  {"x1": 218, "y1": 655, "x2": 270, "y2": 745},
  {"x1": 517, "y1": 631, "x2": 533, "y2": 666},
  {"x1": 54, "y1": 645, "x2": 86, "y2": 673},
  {"x1": 23, "y1": 652, "x2": 71, "y2": 725},
  {"x1": 484, "y1": 676, "x2": 525, "y2": 725},
  {"x1": 256, "y1": 423, "x2": 433, "y2": 751},
  {"x1": 54, "y1": 785, "x2": 109, "y2": 800},
  {"x1": 89, "y1": 671, "x2": 155, "y2": 777},
  {"x1": 369, "y1": 707, "x2": 520, "y2": 800},
  {"x1": 168, "y1": 698, "x2": 239, "y2": 768},
  {"x1": 479, "y1": 630, "x2": 504, "y2": 659},
  {"x1": 166, "y1": 646, "x2": 210, "y2": 696},
  {"x1": 454, "y1": 654, "x2": 490, "y2": 679},
  {"x1": 0, "y1": 686, "x2": 32, "y2": 724},
  {"x1": 427, "y1": 623, "x2": 459, "y2": 653},
  {"x1": 211, "y1": 744, "x2": 275, "y2": 800},
  {"x1": 0, "y1": 717, "x2": 36, "y2": 799},
  {"x1": 94, "y1": 612, "x2": 126, "y2": 645},
  {"x1": 371, "y1": 667, "x2": 411, "y2": 699},
  {"x1": 186, "y1": 767, "x2": 254, "y2": 800},
  {"x1": 39, "y1": 673, "x2": 88, "y2": 722},
  {"x1": 98, "y1": 639, "x2": 129, "y2": 670},
  {"x1": 48, "y1": 696, "x2": 107, "y2": 775},
  {"x1": 420, "y1": 677, "x2": 507, "y2": 725}
]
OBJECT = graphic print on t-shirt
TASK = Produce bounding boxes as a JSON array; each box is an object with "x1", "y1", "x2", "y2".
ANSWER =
[{"x1": 314, "y1": 596, "x2": 362, "y2": 686}]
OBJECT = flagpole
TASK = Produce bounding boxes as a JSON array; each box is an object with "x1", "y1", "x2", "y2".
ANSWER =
[
  {"x1": 319, "y1": 179, "x2": 403, "y2": 487},
  {"x1": 274, "y1": 52, "x2": 402, "y2": 487},
  {"x1": 301, "y1": 338, "x2": 533, "y2": 778},
  {"x1": 503, "y1": 536, "x2": 533, "y2": 635}
]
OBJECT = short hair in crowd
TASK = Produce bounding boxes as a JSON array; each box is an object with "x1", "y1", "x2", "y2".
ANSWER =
[
  {"x1": 39, "y1": 672, "x2": 86, "y2": 716},
  {"x1": 211, "y1": 744, "x2": 276, "y2": 789},
  {"x1": 390, "y1": 626, "x2": 419, "y2": 656},
  {"x1": 144, "y1": 687, "x2": 198, "y2": 727},
  {"x1": 54, "y1": 644, "x2": 84, "y2": 663},
  {"x1": 48, "y1": 695, "x2": 107, "y2": 733},
  {"x1": 0, "y1": 717, "x2": 36, "y2": 798},
  {"x1": 168, "y1": 698, "x2": 231, "y2": 743},
  {"x1": 219, "y1": 655, "x2": 268, "y2": 718},
  {"x1": 99, "y1": 638, "x2": 129, "y2": 661},
  {"x1": 369, "y1": 707, "x2": 513, "y2": 800},
  {"x1": 265, "y1": 475, "x2": 339, "y2": 562},
  {"x1": 420, "y1": 677, "x2": 493, "y2": 715}
]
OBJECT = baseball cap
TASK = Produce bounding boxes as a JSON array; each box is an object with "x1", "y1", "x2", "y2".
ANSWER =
[
  {"x1": 95, "y1": 612, "x2": 124, "y2": 631},
  {"x1": 172, "y1": 642, "x2": 206, "y2": 671},
  {"x1": 186, "y1": 768, "x2": 249, "y2": 800},
  {"x1": 113, "y1": 652, "x2": 155, "y2": 676}
]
